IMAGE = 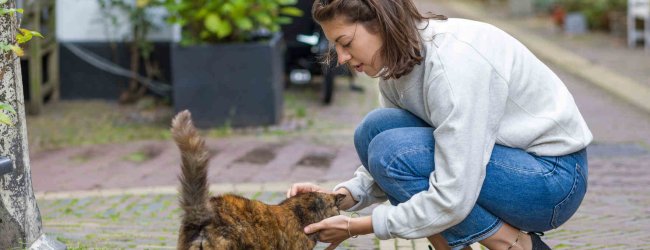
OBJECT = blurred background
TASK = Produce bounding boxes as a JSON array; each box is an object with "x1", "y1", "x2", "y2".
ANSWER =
[{"x1": 6, "y1": 0, "x2": 650, "y2": 249}]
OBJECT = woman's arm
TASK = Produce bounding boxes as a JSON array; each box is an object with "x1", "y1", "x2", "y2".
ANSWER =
[{"x1": 350, "y1": 216, "x2": 373, "y2": 236}]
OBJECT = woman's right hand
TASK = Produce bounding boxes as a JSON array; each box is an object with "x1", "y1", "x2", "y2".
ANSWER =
[{"x1": 286, "y1": 182, "x2": 330, "y2": 198}]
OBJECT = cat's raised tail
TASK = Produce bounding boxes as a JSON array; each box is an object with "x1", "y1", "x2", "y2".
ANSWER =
[{"x1": 171, "y1": 110, "x2": 211, "y2": 227}]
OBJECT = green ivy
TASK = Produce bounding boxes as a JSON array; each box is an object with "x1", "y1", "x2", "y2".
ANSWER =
[
  {"x1": 164, "y1": 0, "x2": 303, "y2": 45},
  {"x1": 0, "y1": 1, "x2": 43, "y2": 56},
  {"x1": 0, "y1": 102, "x2": 16, "y2": 125},
  {"x1": 1, "y1": 0, "x2": 44, "y2": 125}
]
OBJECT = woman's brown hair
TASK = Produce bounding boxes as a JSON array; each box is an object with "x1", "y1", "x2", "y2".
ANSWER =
[{"x1": 312, "y1": 0, "x2": 447, "y2": 79}]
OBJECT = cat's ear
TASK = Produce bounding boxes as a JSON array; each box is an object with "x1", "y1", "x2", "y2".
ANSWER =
[{"x1": 335, "y1": 193, "x2": 347, "y2": 207}]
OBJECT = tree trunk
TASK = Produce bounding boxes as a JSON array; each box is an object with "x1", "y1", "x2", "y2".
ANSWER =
[{"x1": 0, "y1": 0, "x2": 44, "y2": 248}]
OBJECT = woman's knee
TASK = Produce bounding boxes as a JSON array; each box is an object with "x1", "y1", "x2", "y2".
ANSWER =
[
  {"x1": 357, "y1": 109, "x2": 426, "y2": 148},
  {"x1": 355, "y1": 109, "x2": 398, "y2": 142}
]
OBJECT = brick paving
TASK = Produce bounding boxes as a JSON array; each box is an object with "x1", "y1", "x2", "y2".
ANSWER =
[{"x1": 28, "y1": 1, "x2": 650, "y2": 249}]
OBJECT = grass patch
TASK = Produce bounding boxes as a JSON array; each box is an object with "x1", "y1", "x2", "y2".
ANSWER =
[{"x1": 123, "y1": 151, "x2": 150, "y2": 163}]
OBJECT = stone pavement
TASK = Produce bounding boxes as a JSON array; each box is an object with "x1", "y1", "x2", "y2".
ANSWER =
[{"x1": 30, "y1": 1, "x2": 650, "y2": 249}]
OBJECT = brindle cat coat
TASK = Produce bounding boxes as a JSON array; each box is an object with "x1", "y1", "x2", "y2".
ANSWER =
[{"x1": 171, "y1": 111, "x2": 345, "y2": 250}]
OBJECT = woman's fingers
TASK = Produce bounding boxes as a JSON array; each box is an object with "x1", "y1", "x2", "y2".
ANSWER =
[
  {"x1": 306, "y1": 215, "x2": 351, "y2": 242},
  {"x1": 304, "y1": 220, "x2": 326, "y2": 234},
  {"x1": 325, "y1": 240, "x2": 343, "y2": 250},
  {"x1": 286, "y1": 182, "x2": 327, "y2": 198}
]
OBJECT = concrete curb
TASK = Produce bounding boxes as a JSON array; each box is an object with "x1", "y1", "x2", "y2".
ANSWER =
[
  {"x1": 445, "y1": 1, "x2": 650, "y2": 115},
  {"x1": 35, "y1": 181, "x2": 342, "y2": 200}
]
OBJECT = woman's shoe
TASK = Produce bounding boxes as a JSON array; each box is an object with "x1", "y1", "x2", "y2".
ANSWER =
[{"x1": 528, "y1": 232, "x2": 551, "y2": 250}]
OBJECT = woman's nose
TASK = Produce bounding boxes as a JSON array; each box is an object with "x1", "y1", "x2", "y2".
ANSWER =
[{"x1": 336, "y1": 46, "x2": 351, "y2": 65}]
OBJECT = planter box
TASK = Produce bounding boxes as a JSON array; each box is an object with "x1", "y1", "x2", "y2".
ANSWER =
[
  {"x1": 57, "y1": 42, "x2": 172, "y2": 100},
  {"x1": 171, "y1": 34, "x2": 285, "y2": 128}
]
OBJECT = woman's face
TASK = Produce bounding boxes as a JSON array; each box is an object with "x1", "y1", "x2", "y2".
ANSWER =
[{"x1": 321, "y1": 17, "x2": 384, "y2": 76}]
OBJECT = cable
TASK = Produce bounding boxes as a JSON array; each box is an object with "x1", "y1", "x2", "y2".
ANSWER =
[{"x1": 62, "y1": 43, "x2": 172, "y2": 96}]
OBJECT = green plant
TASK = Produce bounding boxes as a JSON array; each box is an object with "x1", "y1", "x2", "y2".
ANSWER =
[
  {"x1": 0, "y1": 102, "x2": 16, "y2": 125},
  {"x1": 558, "y1": 0, "x2": 629, "y2": 30},
  {"x1": 2, "y1": 0, "x2": 44, "y2": 126},
  {"x1": 0, "y1": 0, "x2": 43, "y2": 56},
  {"x1": 164, "y1": 0, "x2": 303, "y2": 45},
  {"x1": 97, "y1": 0, "x2": 167, "y2": 102}
]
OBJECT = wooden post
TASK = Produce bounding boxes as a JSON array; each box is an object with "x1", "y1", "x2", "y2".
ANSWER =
[
  {"x1": 23, "y1": 0, "x2": 59, "y2": 115},
  {"x1": 0, "y1": 1, "x2": 64, "y2": 249}
]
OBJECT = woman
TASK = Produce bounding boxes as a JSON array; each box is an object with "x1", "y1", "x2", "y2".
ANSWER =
[{"x1": 287, "y1": 0, "x2": 592, "y2": 249}]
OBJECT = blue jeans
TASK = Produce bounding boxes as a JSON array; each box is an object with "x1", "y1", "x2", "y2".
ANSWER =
[{"x1": 354, "y1": 108, "x2": 588, "y2": 249}]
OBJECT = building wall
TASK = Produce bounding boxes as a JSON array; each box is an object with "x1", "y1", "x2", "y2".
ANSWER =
[
  {"x1": 53, "y1": 0, "x2": 176, "y2": 100},
  {"x1": 56, "y1": 0, "x2": 178, "y2": 42}
]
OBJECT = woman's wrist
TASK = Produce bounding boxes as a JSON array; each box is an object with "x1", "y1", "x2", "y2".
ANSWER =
[
  {"x1": 350, "y1": 216, "x2": 373, "y2": 237},
  {"x1": 334, "y1": 188, "x2": 358, "y2": 210}
]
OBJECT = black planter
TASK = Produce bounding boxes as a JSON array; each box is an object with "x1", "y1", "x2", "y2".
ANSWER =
[
  {"x1": 172, "y1": 34, "x2": 285, "y2": 128},
  {"x1": 57, "y1": 42, "x2": 172, "y2": 100}
]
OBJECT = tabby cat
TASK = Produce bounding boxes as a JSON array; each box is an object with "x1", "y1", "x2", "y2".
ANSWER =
[{"x1": 171, "y1": 110, "x2": 345, "y2": 250}]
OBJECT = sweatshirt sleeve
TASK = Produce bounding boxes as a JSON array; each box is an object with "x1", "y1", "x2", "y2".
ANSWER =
[
  {"x1": 334, "y1": 165, "x2": 388, "y2": 211},
  {"x1": 372, "y1": 34, "x2": 509, "y2": 239}
]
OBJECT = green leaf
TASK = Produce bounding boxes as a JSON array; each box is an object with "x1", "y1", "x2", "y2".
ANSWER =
[
  {"x1": 9, "y1": 44, "x2": 23, "y2": 56},
  {"x1": 0, "y1": 112, "x2": 12, "y2": 125},
  {"x1": 230, "y1": 2, "x2": 247, "y2": 20},
  {"x1": 277, "y1": 16, "x2": 292, "y2": 25},
  {"x1": 276, "y1": 0, "x2": 297, "y2": 5},
  {"x1": 0, "y1": 8, "x2": 23, "y2": 15},
  {"x1": 204, "y1": 13, "x2": 231, "y2": 39},
  {"x1": 0, "y1": 42, "x2": 11, "y2": 51},
  {"x1": 16, "y1": 29, "x2": 33, "y2": 44},
  {"x1": 216, "y1": 22, "x2": 232, "y2": 39},
  {"x1": 220, "y1": 3, "x2": 233, "y2": 15},
  {"x1": 255, "y1": 13, "x2": 272, "y2": 26},
  {"x1": 195, "y1": 8, "x2": 209, "y2": 19},
  {"x1": 280, "y1": 7, "x2": 303, "y2": 17},
  {"x1": 30, "y1": 30, "x2": 44, "y2": 38},
  {"x1": 234, "y1": 17, "x2": 253, "y2": 31},
  {"x1": 204, "y1": 13, "x2": 222, "y2": 33},
  {"x1": 0, "y1": 0, "x2": 8, "y2": 5},
  {"x1": 0, "y1": 103, "x2": 16, "y2": 114}
]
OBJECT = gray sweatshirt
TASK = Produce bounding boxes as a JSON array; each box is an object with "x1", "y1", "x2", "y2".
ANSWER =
[{"x1": 334, "y1": 18, "x2": 593, "y2": 240}]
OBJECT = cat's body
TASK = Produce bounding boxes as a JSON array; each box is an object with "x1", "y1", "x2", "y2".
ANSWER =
[{"x1": 171, "y1": 111, "x2": 344, "y2": 250}]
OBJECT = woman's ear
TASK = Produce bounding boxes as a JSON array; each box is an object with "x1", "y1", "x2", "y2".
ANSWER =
[{"x1": 335, "y1": 193, "x2": 347, "y2": 207}]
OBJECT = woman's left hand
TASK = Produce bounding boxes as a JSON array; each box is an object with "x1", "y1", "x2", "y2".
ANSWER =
[{"x1": 305, "y1": 215, "x2": 351, "y2": 250}]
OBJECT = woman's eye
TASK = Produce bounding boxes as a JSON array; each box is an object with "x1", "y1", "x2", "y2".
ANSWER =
[{"x1": 343, "y1": 41, "x2": 352, "y2": 48}]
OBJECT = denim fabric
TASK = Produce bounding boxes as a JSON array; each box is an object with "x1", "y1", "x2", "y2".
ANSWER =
[{"x1": 354, "y1": 108, "x2": 588, "y2": 249}]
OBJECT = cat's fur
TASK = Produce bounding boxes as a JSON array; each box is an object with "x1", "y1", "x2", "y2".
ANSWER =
[{"x1": 171, "y1": 110, "x2": 345, "y2": 250}]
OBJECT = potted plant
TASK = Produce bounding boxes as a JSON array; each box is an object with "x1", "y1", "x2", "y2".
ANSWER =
[{"x1": 164, "y1": 0, "x2": 302, "y2": 128}]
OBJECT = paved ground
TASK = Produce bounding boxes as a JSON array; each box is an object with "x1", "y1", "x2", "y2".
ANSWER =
[{"x1": 29, "y1": 1, "x2": 650, "y2": 249}]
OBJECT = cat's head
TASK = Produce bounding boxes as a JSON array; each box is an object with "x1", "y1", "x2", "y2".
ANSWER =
[{"x1": 281, "y1": 192, "x2": 347, "y2": 225}]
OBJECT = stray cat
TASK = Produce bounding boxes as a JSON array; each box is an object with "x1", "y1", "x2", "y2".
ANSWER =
[{"x1": 171, "y1": 110, "x2": 345, "y2": 250}]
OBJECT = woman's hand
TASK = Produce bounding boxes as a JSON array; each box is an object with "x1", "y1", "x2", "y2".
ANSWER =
[
  {"x1": 304, "y1": 215, "x2": 351, "y2": 250},
  {"x1": 305, "y1": 215, "x2": 373, "y2": 250},
  {"x1": 286, "y1": 183, "x2": 357, "y2": 210},
  {"x1": 286, "y1": 182, "x2": 331, "y2": 198}
]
